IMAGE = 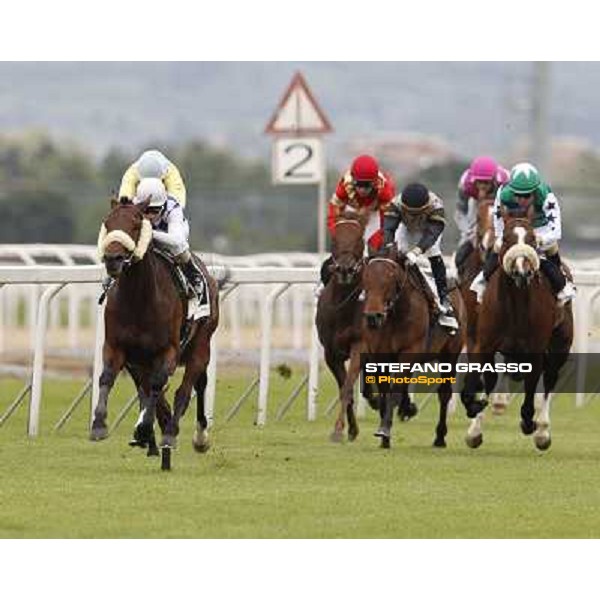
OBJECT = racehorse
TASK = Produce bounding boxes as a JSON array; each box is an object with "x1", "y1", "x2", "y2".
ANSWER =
[
  {"x1": 457, "y1": 199, "x2": 496, "y2": 353},
  {"x1": 457, "y1": 199, "x2": 510, "y2": 414},
  {"x1": 317, "y1": 212, "x2": 417, "y2": 442},
  {"x1": 90, "y1": 197, "x2": 220, "y2": 470},
  {"x1": 316, "y1": 212, "x2": 365, "y2": 442},
  {"x1": 337, "y1": 251, "x2": 466, "y2": 449},
  {"x1": 461, "y1": 214, "x2": 573, "y2": 451}
]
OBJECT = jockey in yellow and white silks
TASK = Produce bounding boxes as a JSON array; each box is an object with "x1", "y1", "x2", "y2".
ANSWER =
[
  {"x1": 119, "y1": 149, "x2": 187, "y2": 208},
  {"x1": 132, "y1": 178, "x2": 208, "y2": 316}
]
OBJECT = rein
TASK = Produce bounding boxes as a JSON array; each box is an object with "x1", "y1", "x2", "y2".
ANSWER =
[{"x1": 368, "y1": 257, "x2": 409, "y2": 313}]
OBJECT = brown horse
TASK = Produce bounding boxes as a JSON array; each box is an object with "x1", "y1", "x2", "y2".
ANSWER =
[
  {"x1": 316, "y1": 213, "x2": 365, "y2": 442},
  {"x1": 338, "y1": 252, "x2": 466, "y2": 448},
  {"x1": 457, "y1": 199, "x2": 496, "y2": 354},
  {"x1": 90, "y1": 197, "x2": 220, "y2": 469},
  {"x1": 461, "y1": 216, "x2": 573, "y2": 451}
]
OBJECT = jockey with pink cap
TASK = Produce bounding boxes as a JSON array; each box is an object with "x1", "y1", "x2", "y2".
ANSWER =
[{"x1": 454, "y1": 156, "x2": 509, "y2": 269}]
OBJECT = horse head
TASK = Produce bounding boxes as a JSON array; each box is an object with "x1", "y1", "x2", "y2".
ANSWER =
[
  {"x1": 97, "y1": 196, "x2": 153, "y2": 278},
  {"x1": 499, "y1": 212, "x2": 540, "y2": 288},
  {"x1": 476, "y1": 199, "x2": 496, "y2": 256},
  {"x1": 362, "y1": 256, "x2": 406, "y2": 330},
  {"x1": 330, "y1": 209, "x2": 366, "y2": 284}
]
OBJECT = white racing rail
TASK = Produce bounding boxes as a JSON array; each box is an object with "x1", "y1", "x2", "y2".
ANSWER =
[
  {"x1": 0, "y1": 265, "x2": 321, "y2": 436},
  {"x1": 1, "y1": 261, "x2": 600, "y2": 436}
]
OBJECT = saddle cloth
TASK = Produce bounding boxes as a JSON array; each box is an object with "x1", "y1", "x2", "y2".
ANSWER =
[{"x1": 153, "y1": 248, "x2": 210, "y2": 322}]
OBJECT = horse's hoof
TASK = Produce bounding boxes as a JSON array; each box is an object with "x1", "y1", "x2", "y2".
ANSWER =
[
  {"x1": 520, "y1": 420, "x2": 537, "y2": 436},
  {"x1": 128, "y1": 438, "x2": 148, "y2": 449},
  {"x1": 161, "y1": 446, "x2": 172, "y2": 471},
  {"x1": 330, "y1": 430, "x2": 344, "y2": 443},
  {"x1": 373, "y1": 428, "x2": 390, "y2": 439},
  {"x1": 380, "y1": 436, "x2": 391, "y2": 449},
  {"x1": 89, "y1": 427, "x2": 108, "y2": 441},
  {"x1": 192, "y1": 431, "x2": 211, "y2": 453},
  {"x1": 465, "y1": 433, "x2": 483, "y2": 449},
  {"x1": 348, "y1": 427, "x2": 359, "y2": 442},
  {"x1": 534, "y1": 431, "x2": 552, "y2": 451},
  {"x1": 146, "y1": 445, "x2": 160, "y2": 457},
  {"x1": 433, "y1": 438, "x2": 447, "y2": 448},
  {"x1": 399, "y1": 403, "x2": 418, "y2": 421}
]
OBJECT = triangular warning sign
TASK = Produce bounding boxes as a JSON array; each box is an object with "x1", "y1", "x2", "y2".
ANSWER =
[{"x1": 265, "y1": 72, "x2": 332, "y2": 135}]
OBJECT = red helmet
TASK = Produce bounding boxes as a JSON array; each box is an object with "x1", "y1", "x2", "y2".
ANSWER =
[{"x1": 351, "y1": 155, "x2": 379, "y2": 183}]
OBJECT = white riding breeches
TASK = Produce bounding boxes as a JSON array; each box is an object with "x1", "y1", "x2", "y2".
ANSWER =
[{"x1": 394, "y1": 223, "x2": 442, "y2": 258}]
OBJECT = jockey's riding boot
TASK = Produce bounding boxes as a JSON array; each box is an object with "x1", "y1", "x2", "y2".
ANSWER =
[
  {"x1": 429, "y1": 256, "x2": 459, "y2": 331},
  {"x1": 540, "y1": 255, "x2": 576, "y2": 305},
  {"x1": 455, "y1": 240, "x2": 473, "y2": 270},
  {"x1": 470, "y1": 250, "x2": 499, "y2": 303},
  {"x1": 182, "y1": 259, "x2": 209, "y2": 316}
]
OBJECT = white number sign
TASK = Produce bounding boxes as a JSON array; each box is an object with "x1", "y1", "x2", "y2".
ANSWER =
[{"x1": 272, "y1": 137, "x2": 323, "y2": 185}]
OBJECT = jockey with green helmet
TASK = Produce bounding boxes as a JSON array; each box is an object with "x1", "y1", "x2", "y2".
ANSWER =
[{"x1": 470, "y1": 162, "x2": 576, "y2": 305}]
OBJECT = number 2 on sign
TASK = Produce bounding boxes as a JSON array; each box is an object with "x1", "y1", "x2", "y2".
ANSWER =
[{"x1": 284, "y1": 143, "x2": 314, "y2": 177}]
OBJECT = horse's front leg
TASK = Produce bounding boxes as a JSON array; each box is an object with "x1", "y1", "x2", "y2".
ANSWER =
[
  {"x1": 331, "y1": 345, "x2": 360, "y2": 443},
  {"x1": 520, "y1": 355, "x2": 543, "y2": 438},
  {"x1": 164, "y1": 337, "x2": 211, "y2": 450},
  {"x1": 374, "y1": 387, "x2": 397, "y2": 449},
  {"x1": 90, "y1": 345, "x2": 125, "y2": 441}
]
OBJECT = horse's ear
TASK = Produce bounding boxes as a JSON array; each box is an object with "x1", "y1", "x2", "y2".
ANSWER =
[
  {"x1": 137, "y1": 197, "x2": 151, "y2": 212},
  {"x1": 110, "y1": 196, "x2": 118, "y2": 209},
  {"x1": 500, "y1": 204, "x2": 509, "y2": 223}
]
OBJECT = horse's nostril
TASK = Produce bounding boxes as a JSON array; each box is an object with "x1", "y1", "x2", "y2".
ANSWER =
[{"x1": 366, "y1": 313, "x2": 384, "y2": 329}]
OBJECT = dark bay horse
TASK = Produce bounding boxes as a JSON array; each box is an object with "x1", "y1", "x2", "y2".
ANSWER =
[
  {"x1": 316, "y1": 213, "x2": 365, "y2": 442},
  {"x1": 457, "y1": 199, "x2": 496, "y2": 353},
  {"x1": 90, "y1": 198, "x2": 220, "y2": 469},
  {"x1": 462, "y1": 216, "x2": 573, "y2": 451},
  {"x1": 339, "y1": 252, "x2": 466, "y2": 448},
  {"x1": 317, "y1": 213, "x2": 416, "y2": 442}
]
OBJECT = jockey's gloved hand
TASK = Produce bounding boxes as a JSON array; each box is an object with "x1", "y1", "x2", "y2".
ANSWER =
[{"x1": 405, "y1": 247, "x2": 422, "y2": 265}]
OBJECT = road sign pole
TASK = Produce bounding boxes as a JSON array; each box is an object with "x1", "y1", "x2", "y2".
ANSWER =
[{"x1": 317, "y1": 149, "x2": 327, "y2": 257}]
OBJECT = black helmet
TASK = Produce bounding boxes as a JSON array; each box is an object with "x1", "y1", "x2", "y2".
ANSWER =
[{"x1": 400, "y1": 183, "x2": 430, "y2": 212}]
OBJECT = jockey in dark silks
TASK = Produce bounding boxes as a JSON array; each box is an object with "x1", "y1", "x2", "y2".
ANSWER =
[{"x1": 383, "y1": 183, "x2": 459, "y2": 332}]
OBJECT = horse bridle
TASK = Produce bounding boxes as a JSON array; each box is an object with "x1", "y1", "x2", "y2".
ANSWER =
[
  {"x1": 331, "y1": 218, "x2": 365, "y2": 282},
  {"x1": 368, "y1": 257, "x2": 409, "y2": 315}
]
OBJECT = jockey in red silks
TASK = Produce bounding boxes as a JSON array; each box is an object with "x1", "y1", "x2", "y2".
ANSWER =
[
  {"x1": 319, "y1": 154, "x2": 396, "y2": 288},
  {"x1": 454, "y1": 156, "x2": 509, "y2": 269}
]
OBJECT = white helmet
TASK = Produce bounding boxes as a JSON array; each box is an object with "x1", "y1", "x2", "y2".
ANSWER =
[
  {"x1": 136, "y1": 149, "x2": 169, "y2": 178},
  {"x1": 134, "y1": 178, "x2": 168, "y2": 208}
]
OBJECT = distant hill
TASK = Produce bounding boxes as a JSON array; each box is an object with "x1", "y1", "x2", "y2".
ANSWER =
[{"x1": 2, "y1": 62, "x2": 600, "y2": 166}]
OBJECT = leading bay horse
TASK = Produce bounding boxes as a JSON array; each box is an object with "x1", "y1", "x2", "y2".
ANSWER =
[
  {"x1": 461, "y1": 215, "x2": 573, "y2": 450},
  {"x1": 317, "y1": 212, "x2": 417, "y2": 442},
  {"x1": 90, "y1": 197, "x2": 220, "y2": 470},
  {"x1": 338, "y1": 251, "x2": 467, "y2": 448}
]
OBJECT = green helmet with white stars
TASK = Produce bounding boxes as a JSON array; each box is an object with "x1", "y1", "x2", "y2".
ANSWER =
[{"x1": 507, "y1": 162, "x2": 541, "y2": 195}]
